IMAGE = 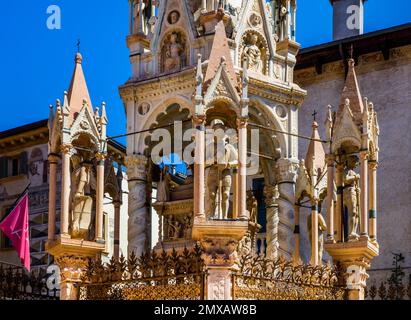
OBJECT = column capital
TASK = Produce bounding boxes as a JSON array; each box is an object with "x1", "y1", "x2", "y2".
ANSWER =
[
  {"x1": 193, "y1": 114, "x2": 206, "y2": 126},
  {"x1": 275, "y1": 158, "x2": 299, "y2": 183},
  {"x1": 236, "y1": 117, "x2": 248, "y2": 129},
  {"x1": 368, "y1": 160, "x2": 378, "y2": 170},
  {"x1": 60, "y1": 144, "x2": 73, "y2": 155},
  {"x1": 359, "y1": 150, "x2": 369, "y2": 160},
  {"x1": 125, "y1": 154, "x2": 149, "y2": 181},
  {"x1": 264, "y1": 185, "x2": 280, "y2": 207},
  {"x1": 96, "y1": 152, "x2": 107, "y2": 162},
  {"x1": 325, "y1": 154, "x2": 335, "y2": 165},
  {"x1": 48, "y1": 153, "x2": 60, "y2": 164}
]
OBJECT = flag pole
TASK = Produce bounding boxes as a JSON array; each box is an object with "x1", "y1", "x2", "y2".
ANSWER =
[{"x1": 0, "y1": 183, "x2": 31, "y2": 224}]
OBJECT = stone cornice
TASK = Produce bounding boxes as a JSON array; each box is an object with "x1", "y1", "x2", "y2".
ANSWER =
[
  {"x1": 119, "y1": 69, "x2": 197, "y2": 101},
  {"x1": 0, "y1": 127, "x2": 48, "y2": 154}
]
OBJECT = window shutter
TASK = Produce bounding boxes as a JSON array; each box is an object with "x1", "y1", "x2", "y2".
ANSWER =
[
  {"x1": 43, "y1": 160, "x2": 48, "y2": 183},
  {"x1": 19, "y1": 152, "x2": 28, "y2": 175},
  {"x1": 0, "y1": 157, "x2": 8, "y2": 178}
]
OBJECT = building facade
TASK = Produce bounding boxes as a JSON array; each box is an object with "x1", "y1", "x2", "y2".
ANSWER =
[
  {"x1": 296, "y1": 20, "x2": 411, "y2": 287},
  {"x1": 0, "y1": 57, "x2": 129, "y2": 272}
]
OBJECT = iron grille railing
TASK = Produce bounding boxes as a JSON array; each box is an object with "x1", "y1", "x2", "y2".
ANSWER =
[{"x1": 0, "y1": 263, "x2": 59, "y2": 300}]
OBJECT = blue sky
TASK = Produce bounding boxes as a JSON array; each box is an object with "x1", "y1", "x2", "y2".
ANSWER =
[{"x1": 0, "y1": 0, "x2": 410, "y2": 146}]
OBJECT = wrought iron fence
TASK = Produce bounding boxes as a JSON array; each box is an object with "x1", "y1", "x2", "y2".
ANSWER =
[
  {"x1": 233, "y1": 254, "x2": 346, "y2": 300},
  {"x1": 78, "y1": 245, "x2": 206, "y2": 300},
  {"x1": 366, "y1": 280, "x2": 411, "y2": 300},
  {"x1": 0, "y1": 263, "x2": 59, "y2": 300}
]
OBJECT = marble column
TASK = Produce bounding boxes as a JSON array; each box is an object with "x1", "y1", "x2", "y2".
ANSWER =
[
  {"x1": 326, "y1": 155, "x2": 335, "y2": 242},
  {"x1": 310, "y1": 200, "x2": 319, "y2": 266},
  {"x1": 293, "y1": 204, "x2": 300, "y2": 264},
  {"x1": 232, "y1": 169, "x2": 238, "y2": 219},
  {"x1": 48, "y1": 154, "x2": 59, "y2": 240},
  {"x1": 264, "y1": 185, "x2": 280, "y2": 260},
  {"x1": 60, "y1": 144, "x2": 72, "y2": 236},
  {"x1": 201, "y1": 0, "x2": 206, "y2": 11},
  {"x1": 237, "y1": 118, "x2": 248, "y2": 220},
  {"x1": 275, "y1": 158, "x2": 298, "y2": 260},
  {"x1": 291, "y1": 1, "x2": 297, "y2": 40},
  {"x1": 126, "y1": 155, "x2": 149, "y2": 257},
  {"x1": 114, "y1": 201, "x2": 121, "y2": 259},
  {"x1": 194, "y1": 116, "x2": 206, "y2": 219},
  {"x1": 369, "y1": 161, "x2": 378, "y2": 242},
  {"x1": 359, "y1": 151, "x2": 368, "y2": 239},
  {"x1": 95, "y1": 154, "x2": 105, "y2": 243},
  {"x1": 335, "y1": 162, "x2": 343, "y2": 242}
]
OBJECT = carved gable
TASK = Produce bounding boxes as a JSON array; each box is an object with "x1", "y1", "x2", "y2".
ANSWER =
[
  {"x1": 332, "y1": 105, "x2": 362, "y2": 153},
  {"x1": 235, "y1": 0, "x2": 276, "y2": 64}
]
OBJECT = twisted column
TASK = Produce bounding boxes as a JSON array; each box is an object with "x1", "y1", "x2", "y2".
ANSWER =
[
  {"x1": 126, "y1": 155, "x2": 149, "y2": 257},
  {"x1": 194, "y1": 115, "x2": 206, "y2": 220},
  {"x1": 275, "y1": 158, "x2": 298, "y2": 260},
  {"x1": 264, "y1": 185, "x2": 280, "y2": 260}
]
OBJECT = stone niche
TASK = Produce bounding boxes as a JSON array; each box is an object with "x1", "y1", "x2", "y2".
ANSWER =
[
  {"x1": 153, "y1": 199, "x2": 196, "y2": 252},
  {"x1": 160, "y1": 30, "x2": 188, "y2": 74}
]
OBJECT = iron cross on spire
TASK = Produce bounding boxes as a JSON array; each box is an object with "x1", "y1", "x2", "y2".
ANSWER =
[
  {"x1": 76, "y1": 39, "x2": 81, "y2": 53},
  {"x1": 312, "y1": 110, "x2": 318, "y2": 122}
]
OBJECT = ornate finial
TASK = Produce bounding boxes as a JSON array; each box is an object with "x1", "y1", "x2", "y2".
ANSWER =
[
  {"x1": 75, "y1": 52, "x2": 83, "y2": 64},
  {"x1": 221, "y1": 56, "x2": 226, "y2": 63},
  {"x1": 345, "y1": 98, "x2": 350, "y2": 108},
  {"x1": 75, "y1": 39, "x2": 82, "y2": 64},
  {"x1": 56, "y1": 99, "x2": 61, "y2": 108}
]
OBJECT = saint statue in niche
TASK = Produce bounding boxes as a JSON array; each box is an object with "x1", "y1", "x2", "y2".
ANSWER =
[
  {"x1": 163, "y1": 32, "x2": 185, "y2": 73},
  {"x1": 243, "y1": 34, "x2": 263, "y2": 73},
  {"x1": 205, "y1": 120, "x2": 238, "y2": 219},
  {"x1": 70, "y1": 153, "x2": 95, "y2": 239},
  {"x1": 343, "y1": 155, "x2": 361, "y2": 241}
]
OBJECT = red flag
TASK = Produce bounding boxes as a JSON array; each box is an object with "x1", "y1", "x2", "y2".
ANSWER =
[{"x1": 0, "y1": 193, "x2": 30, "y2": 271}]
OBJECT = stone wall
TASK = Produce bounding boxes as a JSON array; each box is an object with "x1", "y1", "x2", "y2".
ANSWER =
[{"x1": 295, "y1": 44, "x2": 411, "y2": 284}]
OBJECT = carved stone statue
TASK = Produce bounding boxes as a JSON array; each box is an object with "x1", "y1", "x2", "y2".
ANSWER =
[
  {"x1": 133, "y1": 0, "x2": 151, "y2": 34},
  {"x1": 166, "y1": 215, "x2": 181, "y2": 240},
  {"x1": 157, "y1": 165, "x2": 171, "y2": 202},
  {"x1": 307, "y1": 212, "x2": 327, "y2": 263},
  {"x1": 243, "y1": 34, "x2": 263, "y2": 73},
  {"x1": 206, "y1": 120, "x2": 238, "y2": 219},
  {"x1": 246, "y1": 190, "x2": 258, "y2": 224},
  {"x1": 70, "y1": 154, "x2": 94, "y2": 239},
  {"x1": 343, "y1": 155, "x2": 361, "y2": 240},
  {"x1": 163, "y1": 32, "x2": 184, "y2": 73}
]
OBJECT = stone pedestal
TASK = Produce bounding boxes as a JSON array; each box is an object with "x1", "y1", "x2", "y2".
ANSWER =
[
  {"x1": 46, "y1": 235, "x2": 105, "y2": 300},
  {"x1": 325, "y1": 239, "x2": 379, "y2": 300},
  {"x1": 192, "y1": 219, "x2": 248, "y2": 301}
]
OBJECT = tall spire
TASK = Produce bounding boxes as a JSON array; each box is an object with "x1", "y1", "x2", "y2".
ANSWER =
[
  {"x1": 338, "y1": 59, "x2": 364, "y2": 126},
  {"x1": 67, "y1": 52, "x2": 93, "y2": 125},
  {"x1": 204, "y1": 20, "x2": 238, "y2": 90},
  {"x1": 305, "y1": 119, "x2": 326, "y2": 176}
]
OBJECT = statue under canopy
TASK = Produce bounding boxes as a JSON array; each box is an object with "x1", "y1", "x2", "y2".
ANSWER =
[
  {"x1": 205, "y1": 120, "x2": 238, "y2": 219},
  {"x1": 69, "y1": 153, "x2": 96, "y2": 239},
  {"x1": 343, "y1": 155, "x2": 361, "y2": 241}
]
